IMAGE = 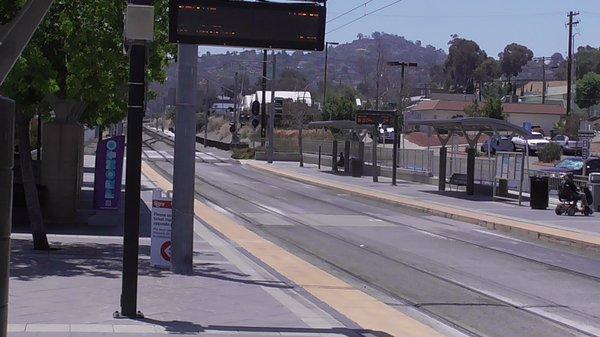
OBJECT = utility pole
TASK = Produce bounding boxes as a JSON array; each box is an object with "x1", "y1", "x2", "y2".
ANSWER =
[
  {"x1": 386, "y1": 62, "x2": 417, "y2": 186},
  {"x1": 323, "y1": 42, "x2": 338, "y2": 120},
  {"x1": 268, "y1": 51, "x2": 276, "y2": 163},
  {"x1": 541, "y1": 57, "x2": 546, "y2": 104},
  {"x1": 534, "y1": 57, "x2": 548, "y2": 104},
  {"x1": 204, "y1": 79, "x2": 209, "y2": 148},
  {"x1": 566, "y1": 11, "x2": 579, "y2": 116},
  {"x1": 171, "y1": 43, "x2": 198, "y2": 275},
  {"x1": 120, "y1": 0, "x2": 153, "y2": 318},
  {"x1": 261, "y1": 50, "x2": 267, "y2": 145},
  {"x1": 232, "y1": 72, "x2": 239, "y2": 145}
]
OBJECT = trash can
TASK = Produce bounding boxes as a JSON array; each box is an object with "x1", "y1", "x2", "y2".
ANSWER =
[
  {"x1": 530, "y1": 176, "x2": 549, "y2": 210},
  {"x1": 589, "y1": 173, "x2": 600, "y2": 212},
  {"x1": 350, "y1": 157, "x2": 363, "y2": 177}
]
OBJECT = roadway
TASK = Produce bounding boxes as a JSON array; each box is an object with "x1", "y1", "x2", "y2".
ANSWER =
[{"x1": 142, "y1": 128, "x2": 600, "y2": 337}]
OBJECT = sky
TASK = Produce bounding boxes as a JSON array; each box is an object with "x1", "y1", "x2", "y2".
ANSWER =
[{"x1": 200, "y1": 0, "x2": 600, "y2": 58}]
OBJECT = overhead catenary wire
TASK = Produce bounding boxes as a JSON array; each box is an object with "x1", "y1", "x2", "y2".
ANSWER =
[
  {"x1": 327, "y1": 0, "x2": 375, "y2": 23},
  {"x1": 326, "y1": 0, "x2": 403, "y2": 35}
]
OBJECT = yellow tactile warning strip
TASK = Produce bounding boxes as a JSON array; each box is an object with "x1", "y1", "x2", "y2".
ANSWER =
[
  {"x1": 244, "y1": 161, "x2": 600, "y2": 252},
  {"x1": 141, "y1": 161, "x2": 446, "y2": 337}
]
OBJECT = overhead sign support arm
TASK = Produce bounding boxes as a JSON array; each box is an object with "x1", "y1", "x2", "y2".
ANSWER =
[{"x1": 0, "y1": 0, "x2": 54, "y2": 85}]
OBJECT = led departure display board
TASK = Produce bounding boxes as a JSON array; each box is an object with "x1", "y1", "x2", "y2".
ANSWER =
[
  {"x1": 169, "y1": 0, "x2": 326, "y2": 51},
  {"x1": 356, "y1": 110, "x2": 396, "y2": 126}
]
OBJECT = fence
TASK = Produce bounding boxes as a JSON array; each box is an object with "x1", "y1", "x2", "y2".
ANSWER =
[{"x1": 278, "y1": 138, "x2": 593, "y2": 195}]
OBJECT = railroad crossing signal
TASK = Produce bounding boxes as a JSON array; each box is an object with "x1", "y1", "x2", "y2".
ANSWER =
[{"x1": 251, "y1": 100, "x2": 260, "y2": 130}]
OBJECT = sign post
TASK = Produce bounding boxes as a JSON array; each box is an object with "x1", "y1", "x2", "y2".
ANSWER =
[
  {"x1": 355, "y1": 110, "x2": 397, "y2": 185},
  {"x1": 151, "y1": 189, "x2": 173, "y2": 268},
  {"x1": 579, "y1": 130, "x2": 595, "y2": 175}
]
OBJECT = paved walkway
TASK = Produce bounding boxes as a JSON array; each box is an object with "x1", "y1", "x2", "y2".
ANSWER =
[
  {"x1": 244, "y1": 161, "x2": 600, "y2": 250},
  {"x1": 7, "y1": 150, "x2": 367, "y2": 337}
]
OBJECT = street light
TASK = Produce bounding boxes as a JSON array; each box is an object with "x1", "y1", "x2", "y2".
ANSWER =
[
  {"x1": 385, "y1": 61, "x2": 418, "y2": 186},
  {"x1": 323, "y1": 41, "x2": 339, "y2": 120}
]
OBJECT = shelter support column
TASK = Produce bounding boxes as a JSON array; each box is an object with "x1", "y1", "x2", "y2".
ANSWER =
[
  {"x1": 332, "y1": 140, "x2": 338, "y2": 172},
  {"x1": 344, "y1": 140, "x2": 350, "y2": 174},
  {"x1": 466, "y1": 147, "x2": 476, "y2": 195},
  {"x1": 438, "y1": 146, "x2": 447, "y2": 191}
]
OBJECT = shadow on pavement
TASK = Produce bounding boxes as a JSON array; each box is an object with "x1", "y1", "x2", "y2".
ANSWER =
[
  {"x1": 12, "y1": 190, "x2": 152, "y2": 237},
  {"x1": 9, "y1": 239, "x2": 292, "y2": 289},
  {"x1": 137, "y1": 317, "x2": 392, "y2": 336}
]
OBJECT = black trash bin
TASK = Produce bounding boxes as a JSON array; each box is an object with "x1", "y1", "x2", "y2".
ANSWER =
[
  {"x1": 350, "y1": 157, "x2": 363, "y2": 177},
  {"x1": 530, "y1": 176, "x2": 549, "y2": 210}
]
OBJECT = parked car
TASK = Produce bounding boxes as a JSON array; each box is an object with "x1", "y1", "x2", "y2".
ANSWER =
[
  {"x1": 511, "y1": 132, "x2": 549, "y2": 154},
  {"x1": 480, "y1": 136, "x2": 514, "y2": 155},
  {"x1": 551, "y1": 135, "x2": 583, "y2": 155},
  {"x1": 551, "y1": 135, "x2": 569, "y2": 147},
  {"x1": 540, "y1": 157, "x2": 600, "y2": 177}
]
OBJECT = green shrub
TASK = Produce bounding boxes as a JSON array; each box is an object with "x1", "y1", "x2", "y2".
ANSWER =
[
  {"x1": 231, "y1": 147, "x2": 256, "y2": 160},
  {"x1": 538, "y1": 143, "x2": 562, "y2": 163}
]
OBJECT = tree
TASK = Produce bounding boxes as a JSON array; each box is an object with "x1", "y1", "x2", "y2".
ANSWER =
[
  {"x1": 474, "y1": 57, "x2": 500, "y2": 99},
  {"x1": 499, "y1": 43, "x2": 533, "y2": 86},
  {"x1": 481, "y1": 98, "x2": 504, "y2": 120},
  {"x1": 464, "y1": 99, "x2": 504, "y2": 120},
  {"x1": 277, "y1": 69, "x2": 308, "y2": 91},
  {"x1": 574, "y1": 46, "x2": 600, "y2": 80},
  {"x1": 444, "y1": 36, "x2": 487, "y2": 93},
  {"x1": 323, "y1": 88, "x2": 356, "y2": 121},
  {"x1": 0, "y1": 1, "x2": 174, "y2": 249},
  {"x1": 575, "y1": 72, "x2": 600, "y2": 114}
]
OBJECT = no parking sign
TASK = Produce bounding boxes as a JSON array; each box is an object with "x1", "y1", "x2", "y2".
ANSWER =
[{"x1": 151, "y1": 189, "x2": 172, "y2": 268}]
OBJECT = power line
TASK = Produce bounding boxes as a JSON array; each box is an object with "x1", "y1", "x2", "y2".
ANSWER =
[
  {"x1": 326, "y1": 0, "x2": 403, "y2": 35},
  {"x1": 327, "y1": 0, "x2": 375, "y2": 23}
]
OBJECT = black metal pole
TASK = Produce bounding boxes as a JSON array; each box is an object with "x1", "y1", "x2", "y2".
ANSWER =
[
  {"x1": 119, "y1": 43, "x2": 146, "y2": 318},
  {"x1": 318, "y1": 145, "x2": 321, "y2": 170},
  {"x1": 323, "y1": 45, "x2": 329, "y2": 120},
  {"x1": 36, "y1": 113, "x2": 41, "y2": 161},
  {"x1": 0, "y1": 97, "x2": 15, "y2": 337},
  {"x1": 392, "y1": 114, "x2": 398, "y2": 186}
]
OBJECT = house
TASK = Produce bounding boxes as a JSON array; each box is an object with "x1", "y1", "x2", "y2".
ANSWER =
[{"x1": 405, "y1": 100, "x2": 566, "y2": 135}]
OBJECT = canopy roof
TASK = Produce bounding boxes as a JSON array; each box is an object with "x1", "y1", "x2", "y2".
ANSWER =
[
  {"x1": 405, "y1": 117, "x2": 532, "y2": 147},
  {"x1": 406, "y1": 117, "x2": 531, "y2": 137}
]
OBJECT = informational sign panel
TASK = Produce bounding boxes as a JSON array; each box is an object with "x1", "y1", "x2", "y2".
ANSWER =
[
  {"x1": 522, "y1": 122, "x2": 532, "y2": 133},
  {"x1": 579, "y1": 130, "x2": 594, "y2": 160},
  {"x1": 356, "y1": 110, "x2": 395, "y2": 126},
  {"x1": 169, "y1": 0, "x2": 326, "y2": 51},
  {"x1": 151, "y1": 189, "x2": 173, "y2": 268},
  {"x1": 93, "y1": 136, "x2": 125, "y2": 210}
]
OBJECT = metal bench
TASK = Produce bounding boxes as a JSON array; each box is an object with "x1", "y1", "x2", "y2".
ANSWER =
[{"x1": 448, "y1": 173, "x2": 468, "y2": 190}]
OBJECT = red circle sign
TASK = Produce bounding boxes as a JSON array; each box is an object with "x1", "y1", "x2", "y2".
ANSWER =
[{"x1": 160, "y1": 241, "x2": 172, "y2": 261}]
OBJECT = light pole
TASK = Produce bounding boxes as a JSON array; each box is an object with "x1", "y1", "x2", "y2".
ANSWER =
[
  {"x1": 386, "y1": 61, "x2": 417, "y2": 186},
  {"x1": 323, "y1": 41, "x2": 338, "y2": 120}
]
